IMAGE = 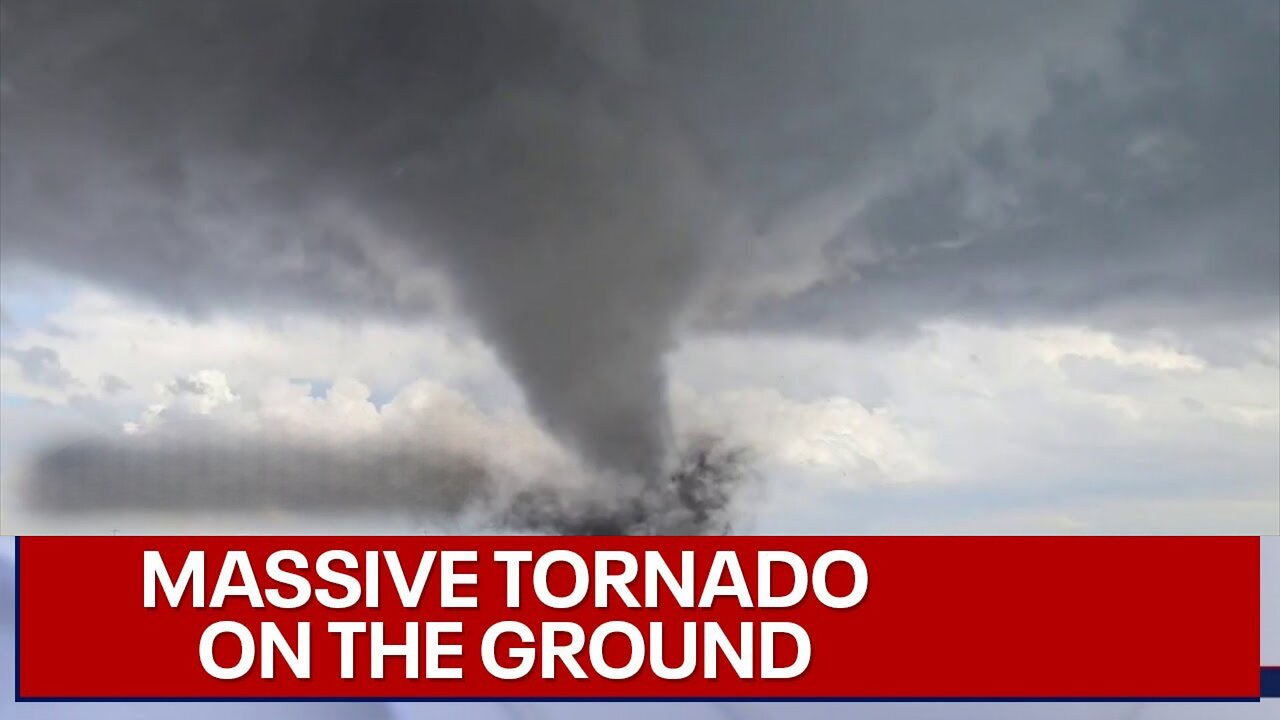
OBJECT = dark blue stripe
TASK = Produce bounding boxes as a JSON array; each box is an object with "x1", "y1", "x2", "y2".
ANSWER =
[
  {"x1": 1261, "y1": 667, "x2": 1280, "y2": 698},
  {"x1": 13, "y1": 536, "x2": 19, "y2": 704}
]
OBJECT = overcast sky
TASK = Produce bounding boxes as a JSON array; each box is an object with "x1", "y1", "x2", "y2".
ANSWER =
[
  {"x1": 0, "y1": 0, "x2": 1277, "y2": 537},
  {"x1": 0, "y1": 4, "x2": 1277, "y2": 718}
]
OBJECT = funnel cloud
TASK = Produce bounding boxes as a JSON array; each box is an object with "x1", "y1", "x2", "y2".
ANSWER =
[{"x1": 1, "y1": 0, "x2": 729, "y2": 517}]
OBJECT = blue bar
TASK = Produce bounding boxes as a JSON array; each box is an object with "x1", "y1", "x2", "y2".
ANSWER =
[{"x1": 1261, "y1": 668, "x2": 1280, "y2": 698}]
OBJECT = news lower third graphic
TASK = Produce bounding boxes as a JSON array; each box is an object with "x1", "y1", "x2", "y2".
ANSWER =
[{"x1": 10, "y1": 536, "x2": 1278, "y2": 702}]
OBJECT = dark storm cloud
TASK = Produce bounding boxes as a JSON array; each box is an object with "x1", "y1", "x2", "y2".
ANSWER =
[
  {"x1": 2, "y1": 0, "x2": 723, "y2": 478},
  {"x1": 746, "y1": 0, "x2": 1279, "y2": 339},
  {"x1": 3, "y1": 1, "x2": 1272, "y2": 331},
  {"x1": 1, "y1": 0, "x2": 1277, "y2": 517}
]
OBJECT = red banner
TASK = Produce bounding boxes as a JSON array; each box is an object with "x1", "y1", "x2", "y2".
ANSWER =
[{"x1": 16, "y1": 536, "x2": 1261, "y2": 700}]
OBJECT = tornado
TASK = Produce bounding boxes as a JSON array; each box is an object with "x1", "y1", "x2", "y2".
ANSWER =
[{"x1": 1, "y1": 0, "x2": 743, "y2": 530}]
